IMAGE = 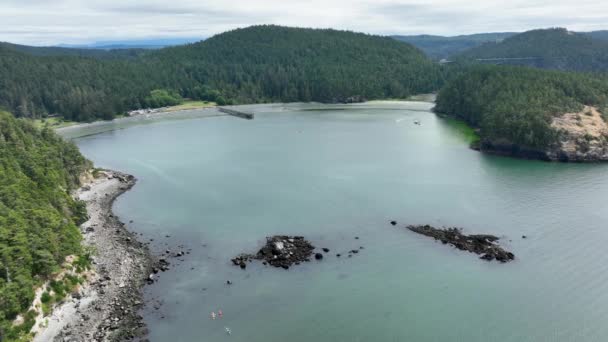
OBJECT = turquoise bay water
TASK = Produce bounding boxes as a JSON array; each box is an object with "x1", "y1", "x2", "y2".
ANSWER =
[{"x1": 65, "y1": 102, "x2": 608, "y2": 341}]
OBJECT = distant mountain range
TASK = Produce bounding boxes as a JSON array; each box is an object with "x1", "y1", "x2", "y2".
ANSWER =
[
  {"x1": 0, "y1": 41, "x2": 148, "y2": 59},
  {"x1": 56, "y1": 38, "x2": 202, "y2": 50},
  {"x1": 0, "y1": 38, "x2": 204, "y2": 59}
]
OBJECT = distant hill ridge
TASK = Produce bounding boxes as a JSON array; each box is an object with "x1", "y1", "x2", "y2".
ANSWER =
[
  {"x1": 393, "y1": 29, "x2": 608, "y2": 62},
  {"x1": 0, "y1": 41, "x2": 147, "y2": 59},
  {"x1": 392, "y1": 32, "x2": 516, "y2": 59},
  {"x1": 454, "y1": 28, "x2": 608, "y2": 72}
]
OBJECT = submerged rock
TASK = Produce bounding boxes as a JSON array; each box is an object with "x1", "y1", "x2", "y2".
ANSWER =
[{"x1": 407, "y1": 225, "x2": 514, "y2": 263}]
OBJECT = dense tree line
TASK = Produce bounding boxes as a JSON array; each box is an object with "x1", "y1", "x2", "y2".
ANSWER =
[
  {"x1": 435, "y1": 65, "x2": 608, "y2": 149},
  {"x1": 0, "y1": 25, "x2": 444, "y2": 122},
  {"x1": 0, "y1": 46, "x2": 163, "y2": 121},
  {"x1": 455, "y1": 28, "x2": 608, "y2": 72},
  {"x1": 0, "y1": 111, "x2": 91, "y2": 339}
]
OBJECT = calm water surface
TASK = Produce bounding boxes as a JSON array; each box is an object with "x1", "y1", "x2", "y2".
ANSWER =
[{"x1": 64, "y1": 102, "x2": 608, "y2": 342}]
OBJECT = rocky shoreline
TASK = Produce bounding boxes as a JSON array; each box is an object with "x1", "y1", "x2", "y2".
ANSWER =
[
  {"x1": 405, "y1": 224, "x2": 515, "y2": 263},
  {"x1": 467, "y1": 106, "x2": 608, "y2": 163},
  {"x1": 33, "y1": 170, "x2": 154, "y2": 342}
]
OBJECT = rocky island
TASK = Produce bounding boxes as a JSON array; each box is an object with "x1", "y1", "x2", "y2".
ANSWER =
[
  {"x1": 232, "y1": 236, "x2": 316, "y2": 270},
  {"x1": 406, "y1": 225, "x2": 515, "y2": 263}
]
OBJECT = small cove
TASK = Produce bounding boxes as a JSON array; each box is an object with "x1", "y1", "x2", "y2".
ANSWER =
[{"x1": 66, "y1": 102, "x2": 608, "y2": 342}]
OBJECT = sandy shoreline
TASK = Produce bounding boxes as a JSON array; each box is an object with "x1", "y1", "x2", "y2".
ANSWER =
[
  {"x1": 33, "y1": 170, "x2": 152, "y2": 342},
  {"x1": 56, "y1": 105, "x2": 223, "y2": 134}
]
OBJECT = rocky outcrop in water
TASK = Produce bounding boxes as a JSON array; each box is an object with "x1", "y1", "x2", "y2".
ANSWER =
[
  {"x1": 406, "y1": 225, "x2": 515, "y2": 263},
  {"x1": 548, "y1": 106, "x2": 608, "y2": 162},
  {"x1": 232, "y1": 236, "x2": 315, "y2": 270}
]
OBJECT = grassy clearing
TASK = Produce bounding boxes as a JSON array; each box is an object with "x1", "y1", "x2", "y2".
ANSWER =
[
  {"x1": 163, "y1": 100, "x2": 216, "y2": 112},
  {"x1": 32, "y1": 117, "x2": 77, "y2": 129}
]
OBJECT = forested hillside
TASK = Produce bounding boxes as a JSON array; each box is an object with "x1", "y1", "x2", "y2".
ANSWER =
[
  {"x1": 0, "y1": 25, "x2": 443, "y2": 122},
  {"x1": 0, "y1": 111, "x2": 91, "y2": 339},
  {"x1": 152, "y1": 25, "x2": 443, "y2": 103},
  {"x1": 0, "y1": 45, "x2": 169, "y2": 121},
  {"x1": 435, "y1": 65, "x2": 608, "y2": 152},
  {"x1": 455, "y1": 28, "x2": 608, "y2": 72}
]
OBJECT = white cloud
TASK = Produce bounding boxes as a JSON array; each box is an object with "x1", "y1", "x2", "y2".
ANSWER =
[{"x1": 0, "y1": 0, "x2": 607, "y2": 45}]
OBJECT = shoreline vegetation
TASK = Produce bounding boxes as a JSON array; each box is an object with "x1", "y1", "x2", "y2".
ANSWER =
[
  {"x1": 35, "y1": 100, "x2": 218, "y2": 130},
  {"x1": 0, "y1": 112, "x2": 92, "y2": 341}
]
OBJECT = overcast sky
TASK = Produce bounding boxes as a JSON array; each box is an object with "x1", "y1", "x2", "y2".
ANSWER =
[{"x1": 2, "y1": 0, "x2": 607, "y2": 45}]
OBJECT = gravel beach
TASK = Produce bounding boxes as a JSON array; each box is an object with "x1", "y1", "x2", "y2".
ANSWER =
[{"x1": 33, "y1": 170, "x2": 152, "y2": 342}]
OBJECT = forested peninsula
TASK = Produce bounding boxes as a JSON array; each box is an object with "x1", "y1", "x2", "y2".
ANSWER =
[{"x1": 435, "y1": 66, "x2": 608, "y2": 161}]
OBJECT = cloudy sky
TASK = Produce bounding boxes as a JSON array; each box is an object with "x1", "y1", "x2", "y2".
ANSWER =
[{"x1": 2, "y1": 0, "x2": 607, "y2": 45}]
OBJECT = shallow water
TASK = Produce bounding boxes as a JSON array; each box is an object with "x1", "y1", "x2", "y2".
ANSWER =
[{"x1": 68, "y1": 102, "x2": 608, "y2": 342}]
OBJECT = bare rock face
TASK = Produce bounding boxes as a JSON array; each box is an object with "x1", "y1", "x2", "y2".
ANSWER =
[{"x1": 549, "y1": 106, "x2": 608, "y2": 161}]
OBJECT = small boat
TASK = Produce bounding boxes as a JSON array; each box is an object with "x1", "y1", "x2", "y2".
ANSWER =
[
  {"x1": 210, "y1": 312, "x2": 216, "y2": 320},
  {"x1": 414, "y1": 119, "x2": 421, "y2": 125},
  {"x1": 218, "y1": 309, "x2": 223, "y2": 318},
  {"x1": 225, "y1": 327, "x2": 232, "y2": 335}
]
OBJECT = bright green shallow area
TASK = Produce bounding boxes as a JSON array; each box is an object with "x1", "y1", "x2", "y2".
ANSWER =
[{"x1": 65, "y1": 102, "x2": 608, "y2": 342}]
